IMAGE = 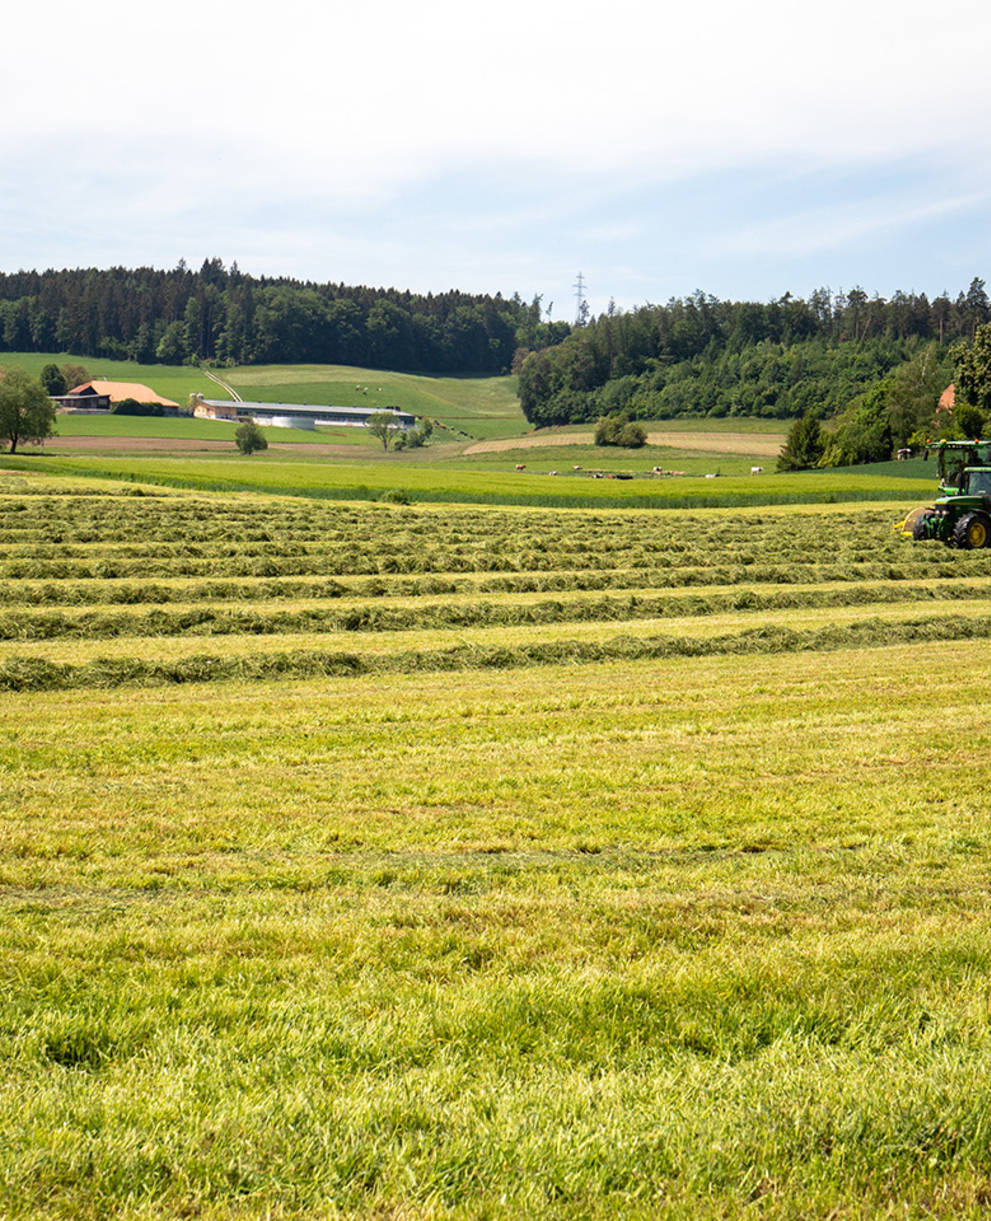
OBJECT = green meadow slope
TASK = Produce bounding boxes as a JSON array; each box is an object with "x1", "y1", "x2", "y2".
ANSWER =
[{"x1": 3, "y1": 353, "x2": 526, "y2": 440}]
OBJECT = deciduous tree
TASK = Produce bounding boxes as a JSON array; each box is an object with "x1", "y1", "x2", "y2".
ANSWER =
[
  {"x1": 954, "y1": 321, "x2": 991, "y2": 418},
  {"x1": 0, "y1": 366, "x2": 56, "y2": 453},
  {"x1": 59, "y1": 363, "x2": 90, "y2": 391},
  {"x1": 366, "y1": 412, "x2": 398, "y2": 450},
  {"x1": 234, "y1": 420, "x2": 267, "y2": 455},
  {"x1": 40, "y1": 363, "x2": 66, "y2": 395}
]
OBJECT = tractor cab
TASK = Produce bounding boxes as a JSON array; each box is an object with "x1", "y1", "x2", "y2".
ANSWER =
[
  {"x1": 926, "y1": 439, "x2": 991, "y2": 496},
  {"x1": 960, "y1": 467, "x2": 991, "y2": 498}
]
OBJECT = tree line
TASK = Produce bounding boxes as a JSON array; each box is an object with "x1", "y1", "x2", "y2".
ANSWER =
[
  {"x1": 518, "y1": 281, "x2": 991, "y2": 427},
  {"x1": 0, "y1": 259, "x2": 570, "y2": 374},
  {"x1": 779, "y1": 319, "x2": 991, "y2": 470}
]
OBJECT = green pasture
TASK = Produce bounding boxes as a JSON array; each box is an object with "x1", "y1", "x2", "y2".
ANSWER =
[
  {"x1": 50, "y1": 413, "x2": 373, "y2": 448},
  {"x1": 1, "y1": 352, "x2": 215, "y2": 404},
  {"x1": 6, "y1": 474, "x2": 991, "y2": 1216},
  {"x1": 456, "y1": 443, "x2": 771, "y2": 476},
  {"x1": 1, "y1": 452, "x2": 935, "y2": 509}
]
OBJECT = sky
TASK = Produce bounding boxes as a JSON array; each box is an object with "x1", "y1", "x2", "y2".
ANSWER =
[{"x1": 3, "y1": 0, "x2": 991, "y2": 320}]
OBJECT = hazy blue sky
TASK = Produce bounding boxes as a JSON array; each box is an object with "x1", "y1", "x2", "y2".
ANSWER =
[{"x1": 3, "y1": 0, "x2": 990, "y2": 318}]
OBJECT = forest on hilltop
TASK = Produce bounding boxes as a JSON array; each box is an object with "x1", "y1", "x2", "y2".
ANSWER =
[
  {"x1": 4, "y1": 261, "x2": 989, "y2": 468},
  {"x1": 517, "y1": 281, "x2": 990, "y2": 429},
  {"x1": 0, "y1": 259, "x2": 570, "y2": 375}
]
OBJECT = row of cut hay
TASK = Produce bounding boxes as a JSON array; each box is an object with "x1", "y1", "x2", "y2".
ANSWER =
[
  {"x1": 3, "y1": 581, "x2": 991, "y2": 642},
  {"x1": 0, "y1": 492, "x2": 913, "y2": 541},
  {"x1": 2, "y1": 559, "x2": 988, "y2": 608},
  {"x1": 3, "y1": 613, "x2": 990, "y2": 692},
  {"x1": 0, "y1": 525, "x2": 918, "y2": 558},
  {"x1": 5, "y1": 541, "x2": 989, "y2": 581}
]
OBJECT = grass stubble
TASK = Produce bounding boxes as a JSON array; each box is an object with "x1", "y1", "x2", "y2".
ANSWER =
[{"x1": 2, "y1": 475, "x2": 991, "y2": 1218}]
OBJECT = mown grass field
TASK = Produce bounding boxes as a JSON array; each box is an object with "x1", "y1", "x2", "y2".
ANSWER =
[{"x1": 3, "y1": 467, "x2": 991, "y2": 1218}]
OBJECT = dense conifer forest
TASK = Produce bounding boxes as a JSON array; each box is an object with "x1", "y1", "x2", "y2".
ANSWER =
[
  {"x1": 518, "y1": 281, "x2": 990, "y2": 426},
  {"x1": 0, "y1": 259, "x2": 569, "y2": 375}
]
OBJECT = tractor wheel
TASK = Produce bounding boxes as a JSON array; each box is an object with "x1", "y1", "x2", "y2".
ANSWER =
[
  {"x1": 911, "y1": 512, "x2": 933, "y2": 541},
  {"x1": 952, "y1": 512, "x2": 991, "y2": 550}
]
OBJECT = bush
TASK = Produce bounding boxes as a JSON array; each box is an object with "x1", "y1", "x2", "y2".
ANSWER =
[
  {"x1": 111, "y1": 399, "x2": 166, "y2": 417},
  {"x1": 595, "y1": 411, "x2": 646, "y2": 448},
  {"x1": 235, "y1": 421, "x2": 268, "y2": 455}
]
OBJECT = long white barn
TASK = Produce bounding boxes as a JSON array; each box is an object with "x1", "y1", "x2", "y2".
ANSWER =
[{"x1": 196, "y1": 399, "x2": 416, "y2": 430}]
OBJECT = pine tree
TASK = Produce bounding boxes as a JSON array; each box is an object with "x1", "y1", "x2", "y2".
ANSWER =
[{"x1": 777, "y1": 412, "x2": 824, "y2": 471}]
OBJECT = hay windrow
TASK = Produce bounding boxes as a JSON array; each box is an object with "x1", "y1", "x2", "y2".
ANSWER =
[{"x1": 3, "y1": 488, "x2": 990, "y2": 691}]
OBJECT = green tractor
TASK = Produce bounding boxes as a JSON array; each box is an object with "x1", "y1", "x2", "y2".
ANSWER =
[{"x1": 899, "y1": 439, "x2": 991, "y2": 548}]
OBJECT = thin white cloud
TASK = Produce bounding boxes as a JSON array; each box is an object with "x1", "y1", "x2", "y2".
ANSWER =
[
  {"x1": 5, "y1": 0, "x2": 991, "y2": 200},
  {"x1": 716, "y1": 190, "x2": 991, "y2": 258}
]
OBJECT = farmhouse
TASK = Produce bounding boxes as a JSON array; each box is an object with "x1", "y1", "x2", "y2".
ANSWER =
[
  {"x1": 52, "y1": 381, "x2": 181, "y2": 412},
  {"x1": 194, "y1": 398, "x2": 417, "y2": 430}
]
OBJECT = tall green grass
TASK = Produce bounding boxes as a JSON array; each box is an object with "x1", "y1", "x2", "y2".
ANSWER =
[{"x1": 1, "y1": 454, "x2": 936, "y2": 509}]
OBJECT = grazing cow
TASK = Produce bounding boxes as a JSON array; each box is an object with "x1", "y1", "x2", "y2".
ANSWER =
[{"x1": 515, "y1": 463, "x2": 526, "y2": 470}]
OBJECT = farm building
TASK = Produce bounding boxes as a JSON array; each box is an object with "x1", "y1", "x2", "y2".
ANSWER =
[
  {"x1": 194, "y1": 398, "x2": 416, "y2": 430},
  {"x1": 194, "y1": 399, "x2": 239, "y2": 421},
  {"x1": 52, "y1": 381, "x2": 181, "y2": 412}
]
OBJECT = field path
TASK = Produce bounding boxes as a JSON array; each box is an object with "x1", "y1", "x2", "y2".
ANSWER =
[
  {"x1": 202, "y1": 368, "x2": 241, "y2": 401},
  {"x1": 464, "y1": 430, "x2": 786, "y2": 457}
]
